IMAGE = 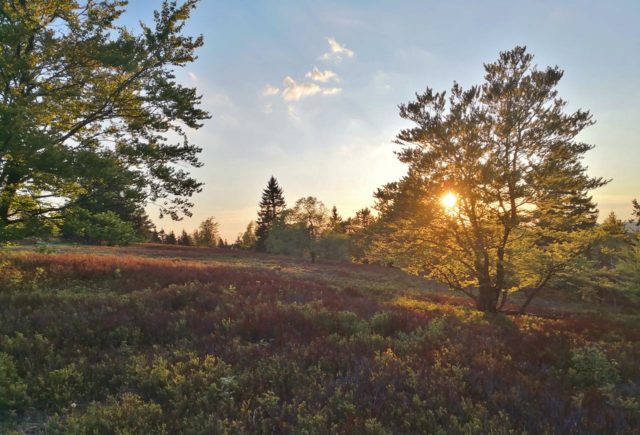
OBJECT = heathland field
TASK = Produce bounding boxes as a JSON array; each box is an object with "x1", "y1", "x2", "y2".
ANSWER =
[{"x1": 1, "y1": 244, "x2": 639, "y2": 433}]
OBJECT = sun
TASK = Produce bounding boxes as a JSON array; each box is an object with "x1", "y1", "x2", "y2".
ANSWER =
[{"x1": 440, "y1": 192, "x2": 457, "y2": 210}]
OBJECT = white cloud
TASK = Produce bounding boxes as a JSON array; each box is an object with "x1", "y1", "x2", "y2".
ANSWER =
[
  {"x1": 262, "y1": 84, "x2": 280, "y2": 96},
  {"x1": 320, "y1": 37, "x2": 355, "y2": 62},
  {"x1": 305, "y1": 66, "x2": 339, "y2": 83},
  {"x1": 321, "y1": 87, "x2": 342, "y2": 96},
  {"x1": 188, "y1": 71, "x2": 198, "y2": 82},
  {"x1": 263, "y1": 103, "x2": 273, "y2": 114},
  {"x1": 281, "y1": 76, "x2": 341, "y2": 101}
]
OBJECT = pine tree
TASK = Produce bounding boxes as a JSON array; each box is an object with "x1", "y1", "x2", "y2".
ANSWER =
[
  {"x1": 165, "y1": 231, "x2": 177, "y2": 245},
  {"x1": 632, "y1": 199, "x2": 640, "y2": 226},
  {"x1": 256, "y1": 176, "x2": 286, "y2": 252},
  {"x1": 372, "y1": 46, "x2": 606, "y2": 313},
  {"x1": 329, "y1": 206, "x2": 344, "y2": 232},
  {"x1": 178, "y1": 230, "x2": 193, "y2": 246}
]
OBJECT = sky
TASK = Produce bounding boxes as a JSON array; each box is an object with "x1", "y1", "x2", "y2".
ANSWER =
[{"x1": 121, "y1": 0, "x2": 640, "y2": 241}]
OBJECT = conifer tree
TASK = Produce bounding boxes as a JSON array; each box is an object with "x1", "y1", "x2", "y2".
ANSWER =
[
  {"x1": 178, "y1": 230, "x2": 193, "y2": 246},
  {"x1": 372, "y1": 47, "x2": 606, "y2": 313},
  {"x1": 329, "y1": 206, "x2": 344, "y2": 232},
  {"x1": 256, "y1": 176, "x2": 286, "y2": 251},
  {"x1": 165, "y1": 231, "x2": 177, "y2": 245}
]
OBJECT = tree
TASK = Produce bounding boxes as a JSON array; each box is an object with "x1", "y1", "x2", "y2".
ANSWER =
[
  {"x1": 345, "y1": 208, "x2": 374, "y2": 234},
  {"x1": 62, "y1": 209, "x2": 136, "y2": 246},
  {"x1": 178, "y1": 229, "x2": 193, "y2": 246},
  {"x1": 596, "y1": 212, "x2": 630, "y2": 268},
  {"x1": 632, "y1": 199, "x2": 640, "y2": 226},
  {"x1": 0, "y1": 0, "x2": 209, "y2": 241},
  {"x1": 372, "y1": 47, "x2": 606, "y2": 313},
  {"x1": 60, "y1": 153, "x2": 154, "y2": 240},
  {"x1": 290, "y1": 197, "x2": 329, "y2": 262},
  {"x1": 240, "y1": 221, "x2": 257, "y2": 249},
  {"x1": 256, "y1": 176, "x2": 286, "y2": 251},
  {"x1": 165, "y1": 230, "x2": 177, "y2": 245},
  {"x1": 317, "y1": 231, "x2": 350, "y2": 261},
  {"x1": 266, "y1": 214, "x2": 310, "y2": 258},
  {"x1": 194, "y1": 217, "x2": 219, "y2": 247},
  {"x1": 345, "y1": 208, "x2": 376, "y2": 262},
  {"x1": 150, "y1": 229, "x2": 162, "y2": 243},
  {"x1": 329, "y1": 206, "x2": 344, "y2": 232}
]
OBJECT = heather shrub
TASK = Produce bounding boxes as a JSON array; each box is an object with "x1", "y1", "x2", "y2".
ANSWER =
[
  {"x1": 0, "y1": 249, "x2": 638, "y2": 433},
  {"x1": 0, "y1": 352, "x2": 28, "y2": 415},
  {"x1": 569, "y1": 345, "x2": 620, "y2": 389},
  {"x1": 48, "y1": 393, "x2": 166, "y2": 434}
]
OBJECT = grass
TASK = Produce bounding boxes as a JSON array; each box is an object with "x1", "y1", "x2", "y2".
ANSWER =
[{"x1": 1, "y1": 244, "x2": 639, "y2": 433}]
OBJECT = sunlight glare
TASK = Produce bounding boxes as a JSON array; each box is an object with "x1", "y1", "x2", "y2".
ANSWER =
[{"x1": 441, "y1": 192, "x2": 457, "y2": 210}]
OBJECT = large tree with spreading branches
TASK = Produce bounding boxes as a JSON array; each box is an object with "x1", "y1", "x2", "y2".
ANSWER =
[
  {"x1": 372, "y1": 46, "x2": 606, "y2": 313},
  {"x1": 0, "y1": 0, "x2": 209, "y2": 240}
]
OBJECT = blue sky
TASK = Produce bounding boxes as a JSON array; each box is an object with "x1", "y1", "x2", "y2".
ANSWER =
[{"x1": 123, "y1": 0, "x2": 640, "y2": 240}]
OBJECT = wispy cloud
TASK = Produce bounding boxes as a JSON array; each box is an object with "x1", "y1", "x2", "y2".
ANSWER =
[
  {"x1": 260, "y1": 38, "x2": 348, "y2": 112},
  {"x1": 320, "y1": 87, "x2": 342, "y2": 96},
  {"x1": 282, "y1": 76, "x2": 341, "y2": 101},
  {"x1": 305, "y1": 66, "x2": 339, "y2": 83},
  {"x1": 188, "y1": 71, "x2": 198, "y2": 82},
  {"x1": 287, "y1": 105, "x2": 299, "y2": 121},
  {"x1": 320, "y1": 37, "x2": 355, "y2": 62},
  {"x1": 262, "y1": 84, "x2": 280, "y2": 96}
]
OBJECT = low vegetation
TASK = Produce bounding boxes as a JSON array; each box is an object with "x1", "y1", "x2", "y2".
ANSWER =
[{"x1": 1, "y1": 245, "x2": 639, "y2": 433}]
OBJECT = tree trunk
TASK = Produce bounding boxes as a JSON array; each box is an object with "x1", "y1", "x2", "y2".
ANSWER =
[
  {"x1": 0, "y1": 170, "x2": 21, "y2": 226},
  {"x1": 476, "y1": 284, "x2": 498, "y2": 313}
]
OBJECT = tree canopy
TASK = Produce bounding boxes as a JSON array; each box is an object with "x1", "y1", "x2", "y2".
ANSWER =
[
  {"x1": 0, "y1": 0, "x2": 209, "y2": 241},
  {"x1": 372, "y1": 46, "x2": 606, "y2": 312}
]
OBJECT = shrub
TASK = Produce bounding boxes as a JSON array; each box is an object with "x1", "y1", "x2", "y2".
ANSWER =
[
  {"x1": 569, "y1": 346, "x2": 620, "y2": 389},
  {"x1": 0, "y1": 352, "x2": 28, "y2": 415},
  {"x1": 49, "y1": 393, "x2": 166, "y2": 434}
]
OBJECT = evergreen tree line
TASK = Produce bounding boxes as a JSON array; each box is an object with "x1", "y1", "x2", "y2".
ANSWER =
[
  {"x1": 235, "y1": 176, "x2": 379, "y2": 263},
  {"x1": 151, "y1": 217, "x2": 229, "y2": 248}
]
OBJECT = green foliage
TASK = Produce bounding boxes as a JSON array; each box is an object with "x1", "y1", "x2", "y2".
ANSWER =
[
  {"x1": 290, "y1": 197, "x2": 329, "y2": 242},
  {"x1": 266, "y1": 218, "x2": 310, "y2": 257},
  {"x1": 256, "y1": 176, "x2": 286, "y2": 252},
  {"x1": 193, "y1": 217, "x2": 220, "y2": 247},
  {"x1": 0, "y1": 0, "x2": 209, "y2": 241},
  {"x1": 569, "y1": 346, "x2": 620, "y2": 390},
  {"x1": 616, "y1": 236, "x2": 640, "y2": 300},
  {"x1": 0, "y1": 352, "x2": 28, "y2": 415},
  {"x1": 371, "y1": 46, "x2": 605, "y2": 312},
  {"x1": 240, "y1": 221, "x2": 258, "y2": 250},
  {"x1": 316, "y1": 231, "x2": 350, "y2": 261},
  {"x1": 49, "y1": 393, "x2": 167, "y2": 435},
  {"x1": 267, "y1": 197, "x2": 330, "y2": 261},
  {"x1": 62, "y1": 208, "x2": 136, "y2": 245}
]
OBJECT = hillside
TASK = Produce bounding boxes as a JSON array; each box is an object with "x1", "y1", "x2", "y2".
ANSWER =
[{"x1": 1, "y1": 245, "x2": 639, "y2": 433}]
